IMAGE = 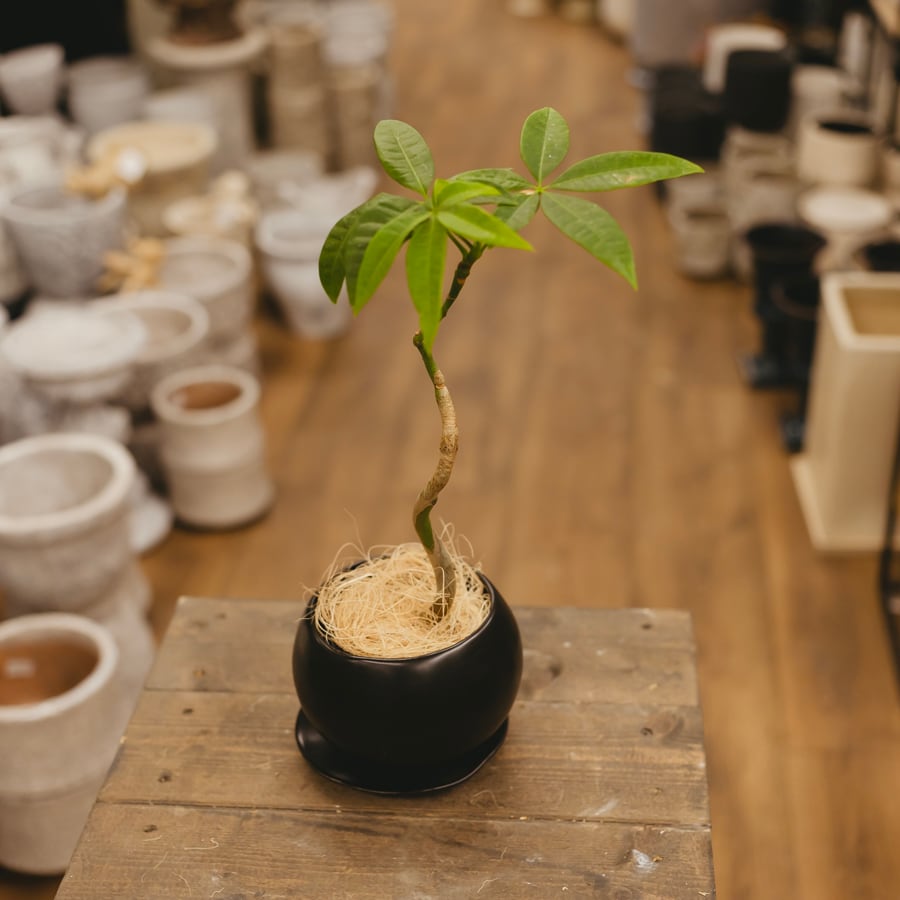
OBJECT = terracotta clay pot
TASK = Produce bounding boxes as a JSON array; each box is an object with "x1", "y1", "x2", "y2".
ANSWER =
[{"x1": 292, "y1": 571, "x2": 523, "y2": 794}]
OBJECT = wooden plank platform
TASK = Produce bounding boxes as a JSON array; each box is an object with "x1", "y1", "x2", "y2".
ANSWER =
[{"x1": 55, "y1": 597, "x2": 715, "y2": 899}]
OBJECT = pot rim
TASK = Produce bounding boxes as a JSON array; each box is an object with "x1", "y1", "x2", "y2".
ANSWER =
[
  {"x1": 0, "y1": 433, "x2": 135, "y2": 539},
  {"x1": 306, "y1": 569, "x2": 496, "y2": 664},
  {"x1": 150, "y1": 363, "x2": 260, "y2": 425},
  {"x1": 86, "y1": 121, "x2": 217, "y2": 175},
  {"x1": 161, "y1": 235, "x2": 252, "y2": 295},
  {"x1": 0, "y1": 613, "x2": 117, "y2": 723},
  {"x1": 0, "y1": 307, "x2": 147, "y2": 382},
  {"x1": 1, "y1": 182, "x2": 126, "y2": 227},
  {"x1": 90, "y1": 290, "x2": 210, "y2": 365}
]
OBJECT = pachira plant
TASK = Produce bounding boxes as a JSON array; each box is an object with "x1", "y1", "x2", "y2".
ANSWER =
[{"x1": 319, "y1": 107, "x2": 700, "y2": 620}]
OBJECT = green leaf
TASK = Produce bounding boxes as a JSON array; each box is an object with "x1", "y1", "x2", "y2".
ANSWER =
[
  {"x1": 406, "y1": 217, "x2": 447, "y2": 351},
  {"x1": 494, "y1": 192, "x2": 540, "y2": 231},
  {"x1": 452, "y1": 168, "x2": 533, "y2": 192},
  {"x1": 436, "y1": 204, "x2": 533, "y2": 250},
  {"x1": 374, "y1": 120, "x2": 434, "y2": 195},
  {"x1": 355, "y1": 203, "x2": 431, "y2": 309},
  {"x1": 340, "y1": 194, "x2": 419, "y2": 304},
  {"x1": 520, "y1": 107, "x2": 569, "y2": 184},
  {"x1": 433, "y1": 179, "x2": 500, "y2": 207},
  {"x1": 541, "y1": 192, "x2": 636, "y2": 288},
  {"x1": 319, "y1": 206, "x2": 364, "y2": 302},
  {"x1": 550, "y1": 151, "x2": 703, "y2": 192}
]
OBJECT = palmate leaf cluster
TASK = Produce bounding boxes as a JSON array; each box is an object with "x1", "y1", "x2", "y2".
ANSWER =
[{"x1": 319, "y1": 107, "x2": 701, "y2": 351}]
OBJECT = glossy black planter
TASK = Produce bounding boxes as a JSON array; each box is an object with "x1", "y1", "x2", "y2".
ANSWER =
[
  {"x1": 742, "y1": 222, "x2": 826, "y2": 389},
  {"x1": 859, "y1": 240, "x2": 900, "y2": 272},
  {"x1": 292, "y1": 572, "x2": 523, "y2": 794}
]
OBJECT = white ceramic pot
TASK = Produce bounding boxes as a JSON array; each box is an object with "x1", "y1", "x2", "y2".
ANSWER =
[
  {"x1": 278, "y1": 165, "x2": 377, "y2": 219},
  {"x1": 256, "y1": 208, "x2": 352, "y2": 338},
  {"x1": 0, "y1": 433, "x2": 137, "y2": 612},
  {"x1": 792, "y1": 272, "x2": 900, "y2": 550},
  {"x1": 0, "y1": 184, "x2": 127, "y2": 298},
  {"x1": 796, "y1": 110, "x2": 879, "y2": 188},
  {"x1": 244, "y1": 149, "x2": 324, "y2": 209},
  {"x1": 162, "y1": 191, "x2": 258, "y2": 248},
  {"x1": 327, "y1": 62, "x2": 382, "y2": 170},
  {"x1": 66, "y1": 55, "x2": 149, "y2": 137},
  {"x1": 798, "y1": 186, "x2": 893, "y2": 271},
  {"x1": 0, "y1": 306, "x2": 146, "y2": 405},
  {"x1": 703, "y1": 22, "x2": 787, "y2": 94},
  {"x1": 788, "y1": 65, "x2": 850, "y2": 137},
  {"x1": 89, "y1": 291, "x2": 211, "y2": 412},
  {"x1": 0, "y1": 44, "x2": 64, "y2": 115},
  {"x1": 87, "y1": 121, "x2": 217, "y2": 236},
  {"x1": 158, "y1": 236, "x2": 255, "y2": 342},
  {"x1": 0, "y1": 613, "x2": 130, "y2": 875},
  {"x1": 667, "y1": 202, "x2": 732, "y2": 280},
  {"x1": 0, "y1": 116, "x2": 76, "y2": 187},
  {"x1": 266, "y1": 7, "x2": 325, "y2": 88},
  {"x1": 151, "y1": 364, "x2": 274, "y2": 529}
]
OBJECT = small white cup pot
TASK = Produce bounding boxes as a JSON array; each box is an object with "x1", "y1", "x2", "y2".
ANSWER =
[
  {"x1": 158, "y1": 236, "x2": 255, "y2": 344},
  {"x1": 796, "y1": 109, "x2": 880, "y2": 188},
  {"x1": 667, "y1": 202, "x2": 732, "y2": 280},
  {"x1": 0, "y1": 613, "x2": 130, "y2": 875},
  {"x1": 151, "y1": 364, "x2": 274, "y2": 529},
  {"x1": 89, "y1": 291, "x2": 211, "y2": 413},
  {"x1": 798, "y1": 186, "x2": 894, "y2": 271},
  {"x1": 0, "y1": 43, "x2": 64, "y2": 116},
  {"x1": 0, "y1": 433, "x2": 137, "y2": 612},
  {"x1": 0, "y1": 183, "x2": 127, "y2": 299},
  {"x1": 255, "y1": 208, "x2": 353, "y2": 339},
  {"x1": 66, "y1": 55, "x2": 150, "y2": 137}
]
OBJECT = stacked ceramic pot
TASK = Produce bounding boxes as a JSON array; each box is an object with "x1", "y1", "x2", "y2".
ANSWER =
[
  {"x1": 151, "y1": 364, "x2": 274, "y2": 529},
  {"x1": 323, "y1": 0, "x2": 395, "y2": 169},
  {"x1": 157, "y1": 235, "x2": 260, "y2": 373},
  {"x1": 0, "y1": 613, "x2": 134, "y2": 874},
  {"x1": 0, "y1": 43, "x2": 64, "y2": 116},
  {"x1": 0, "y1": 431, "x2": 155, "y2": 699},
  {"x1": 265, "y1": 5, "x2": 331, "y2": 164}
]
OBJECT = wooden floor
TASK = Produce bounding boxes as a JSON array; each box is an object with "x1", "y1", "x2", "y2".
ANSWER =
[{"x1": 4, "y1": 2, "x2": 900, "y2": 898}]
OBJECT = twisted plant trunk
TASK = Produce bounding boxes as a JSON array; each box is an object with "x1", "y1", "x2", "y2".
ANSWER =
[{"x1": 412, "y1": 243, "x2": 484, "y2": 620}]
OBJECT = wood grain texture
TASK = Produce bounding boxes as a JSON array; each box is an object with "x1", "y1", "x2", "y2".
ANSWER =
[
  {"x1": 3, "y1": 1, "x2": 900, "y2": 898},
  {"x1": 54, "y1": 598, "x2": 713, "y2": 899}
]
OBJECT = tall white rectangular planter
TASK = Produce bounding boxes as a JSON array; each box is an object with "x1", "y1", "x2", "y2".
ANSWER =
[{"x1": 792, "y1": 271, "x2": 900, "y2": 551}]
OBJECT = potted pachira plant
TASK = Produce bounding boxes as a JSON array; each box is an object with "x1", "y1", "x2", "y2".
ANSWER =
[{"x1": 291, "y1": 107, "x2": 700, "y2": 793}]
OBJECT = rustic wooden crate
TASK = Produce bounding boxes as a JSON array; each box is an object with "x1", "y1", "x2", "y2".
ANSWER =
[{"x1": 55, "y1": 598, "x2": 716, "y2": 899}]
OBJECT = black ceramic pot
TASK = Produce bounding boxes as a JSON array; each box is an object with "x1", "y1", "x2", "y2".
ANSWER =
[
  {"x1": 724, "y1": 49, "x2": 793, "y2": 133},
  {"x1": 742, "y1": 222, "x2": 826, "y2": 389},
  {"x1": 859, "y1": 240, "x2": 900, "y2": 272},
  {"x1": 292, "y1": 572, "x2": 523, "y2": 794},
  {"x1": 771, "y1": 275, "x2": 821, "y2": 453}
]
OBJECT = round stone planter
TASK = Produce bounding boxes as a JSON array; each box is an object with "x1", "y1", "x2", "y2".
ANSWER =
[
  {"x1": 87, "y1": 121, "x2": 217, "y2": 236},
  {"x1": 158, "y1": 236, "x2": 255, "y2": 344},
  {"x1": 0, "y1": 306, "x2": 147, "y2": 406},
  {"x1": 0, "y1": 184, "x2": 127, "y2": 299},
  {"x1": 0, "y1": 613, "x2": 128, "y2": 874},
  {"x1": 90, "y1": 291, "x2": 210, "y2": 413},
  {"x1": 256, "y1": 208, "x2": 352, "y2": 338},
  {"x1": 151, "y1": 364, "x2": 274, "y2": 529},
  {"x1": 0, "y1": 433, "x2": 137, "y2": 612},
  {"x1": 292, "y1": 571, "x2": 522, "y2": 794}
]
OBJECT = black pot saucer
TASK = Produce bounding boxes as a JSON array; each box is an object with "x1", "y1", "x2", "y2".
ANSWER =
[{"x1": 295, "y1": 710, "x2": 508, "y2": 795}]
